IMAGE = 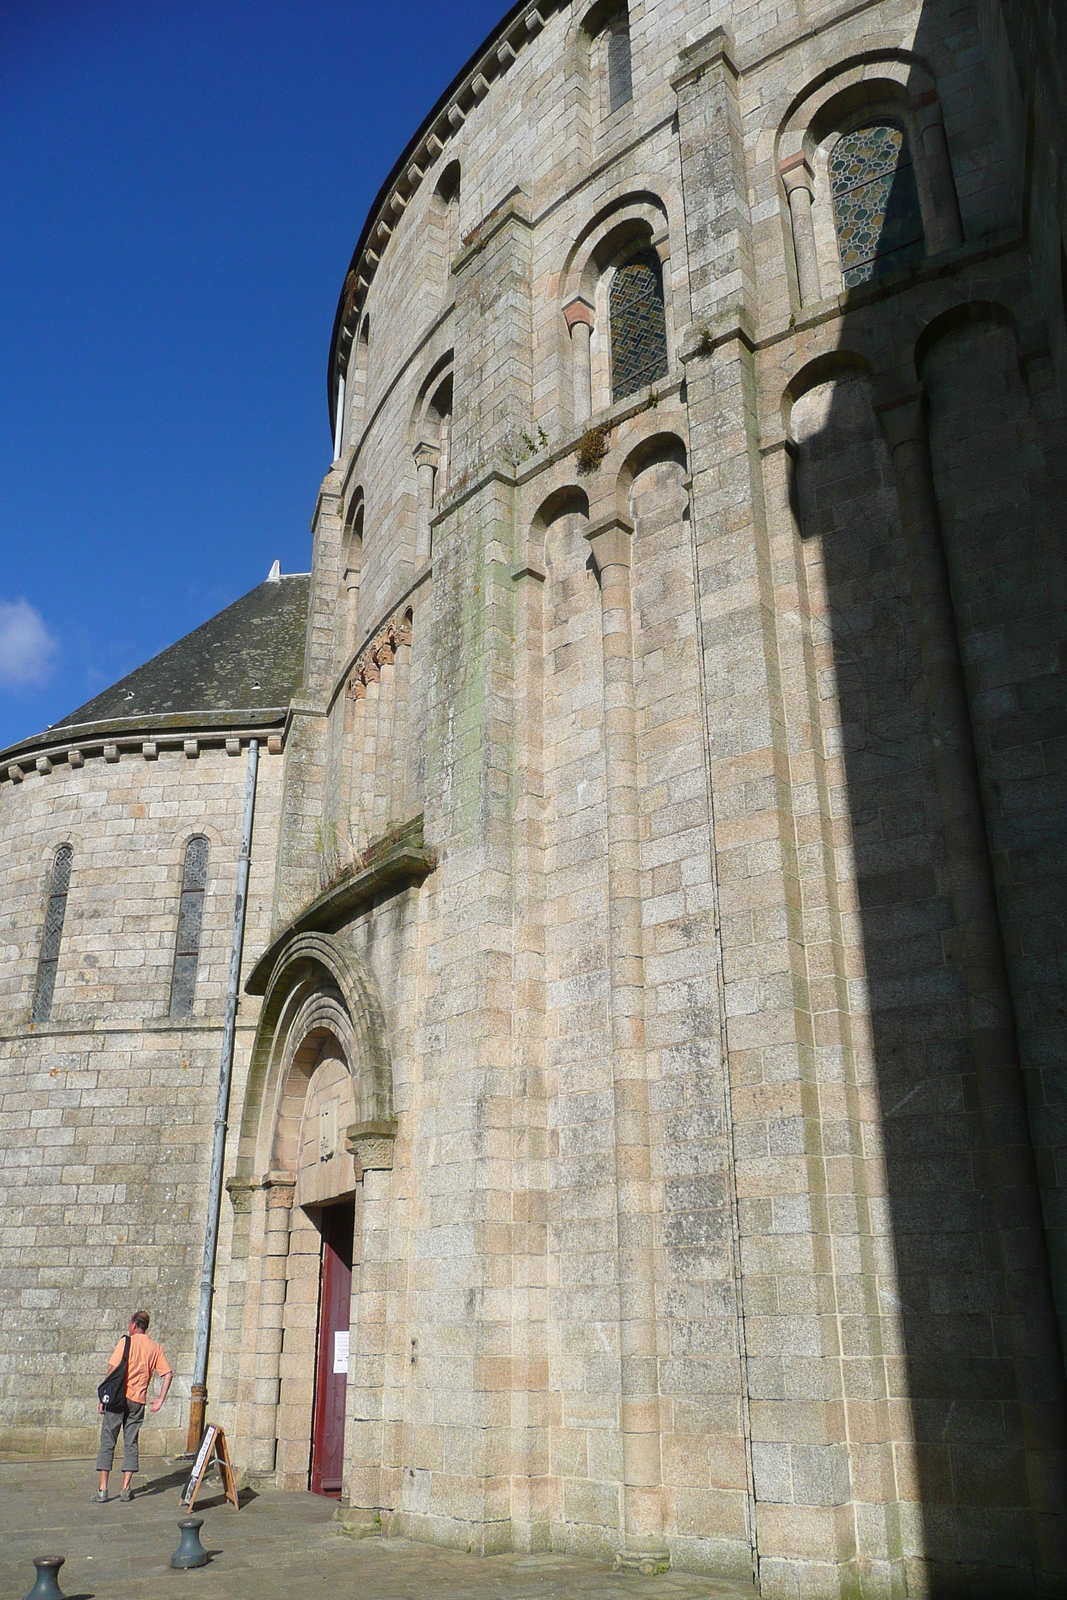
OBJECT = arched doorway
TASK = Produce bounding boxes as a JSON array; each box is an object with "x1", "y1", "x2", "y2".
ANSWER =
[
  {"x1": 274, "y1": 1021, "x2": 361, "y2": 1496},
  {"x1": 227, "y1": 936, "x2": 395, "y2": 1501}
]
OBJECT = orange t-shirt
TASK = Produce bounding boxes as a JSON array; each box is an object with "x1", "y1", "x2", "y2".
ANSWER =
[{"x1": 108, "y1": 1331, "x2": 172, "y2": 1406}]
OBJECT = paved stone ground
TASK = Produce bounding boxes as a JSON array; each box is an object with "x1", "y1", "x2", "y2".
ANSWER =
[{"x1": 0, "y1": 1459, "x2": 755, "y2": 1600}]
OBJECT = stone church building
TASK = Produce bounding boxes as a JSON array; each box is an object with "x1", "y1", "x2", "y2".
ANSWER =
[{"x1": 2, "y1": 0, "x2": 1066, "y2": 1592}]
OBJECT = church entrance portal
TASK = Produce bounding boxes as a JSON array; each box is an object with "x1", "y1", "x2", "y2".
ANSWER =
[{"x1": 310, "y1": 1198, "x2": 354, "y2": 1497}]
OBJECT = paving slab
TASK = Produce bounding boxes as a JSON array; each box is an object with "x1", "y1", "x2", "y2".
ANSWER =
[{"x1": 0, "y1": 1460, "x2": 756, "y2": 1600}]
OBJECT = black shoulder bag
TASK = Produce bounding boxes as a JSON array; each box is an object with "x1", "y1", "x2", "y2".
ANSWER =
[{"x1": 98, "y1": 1335, "x2": 130, "y2": 1412}]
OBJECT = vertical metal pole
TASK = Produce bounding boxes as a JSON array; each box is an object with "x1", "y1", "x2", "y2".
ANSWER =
[{"x1": 187, "y1": 738, "x2": 259, "y2": 1452}]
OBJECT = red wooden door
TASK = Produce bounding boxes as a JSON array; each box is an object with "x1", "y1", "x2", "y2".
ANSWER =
[{"x1": 310, "y1": 1201, "x2": 354, "y2": 1497}]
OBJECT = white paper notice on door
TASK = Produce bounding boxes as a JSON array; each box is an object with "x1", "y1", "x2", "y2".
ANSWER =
[{"x1": 333, "y1": 1331, "x2": 350, "y2": 1374}]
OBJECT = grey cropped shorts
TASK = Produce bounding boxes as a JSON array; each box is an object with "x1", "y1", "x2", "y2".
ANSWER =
[{"x1": 95, "y1": 1402, "x2": 146, "y2": 1474}]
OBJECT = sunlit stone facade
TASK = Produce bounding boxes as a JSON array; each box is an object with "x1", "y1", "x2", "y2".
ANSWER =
[{"x1": 4, "y1": 0, "x2": 1067, "y2": 1593}]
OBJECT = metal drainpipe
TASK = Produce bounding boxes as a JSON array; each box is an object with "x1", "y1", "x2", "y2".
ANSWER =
[{"x1": 187, "y1": 737, "x2": 259, "y2": 1453}]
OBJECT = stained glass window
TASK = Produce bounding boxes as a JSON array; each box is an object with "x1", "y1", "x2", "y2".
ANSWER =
[
  {"x1": 830, "y1": 123, "x2": 924, "y2": 288},
  {"x1": 170, "y1": 835, "x2": 208, "y2": 1017},
  {"x1": 31, "y1": 845, "x2": 72, "y2": 1023},
  {"x1": 607, "y1": 26, "x2": 632, "y2": 113},
  {"x1": 610, "y1": 249, "x2": 668, "y2": 403}
]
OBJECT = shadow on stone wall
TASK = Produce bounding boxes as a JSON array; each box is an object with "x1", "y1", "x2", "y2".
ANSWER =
[{"x1": 783, "y1": 4, "x2": 1067, "y2": 1589}]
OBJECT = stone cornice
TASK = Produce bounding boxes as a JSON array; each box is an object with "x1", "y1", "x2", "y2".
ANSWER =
[
  {"x1": 0, "y1": 714, "x2": 287, "y2": 787},
  {"x1": 670, "y1": 27, "x2": 737, "y2": 94},
  {"x1": 328, "y1": 0, "x2": 564, "y2": 428},
  {"x1": 0, "y1": 1016, "x2": 260, "y2": 1043},
  {"x1": 245, "y1": 817, "x2": 435, "y2": 996}
]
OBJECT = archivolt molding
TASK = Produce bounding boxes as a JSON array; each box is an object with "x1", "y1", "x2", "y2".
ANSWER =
[
  {"x1": 514, "y1": 413, "x2": 688, "y2": 570},
  {"x1": 268, "y1": 989, "x2": 358, "y2": 1173},
  {"x1": 777, "y1": 298, "x2": 1022, "y2": 446},
  {"x1": 773, "y1": 47, "x2": 963, "y2": 306},
  {"x1": 776, "y1": 49, "x2": 938, "y2": 164},
  {"x1": 560, "y1": 191, "x2": 672, "y2": 311},
  {"x1": 588, "y1": 414, "x2": 689, "y2": 522},
  {"x1": 235, "y1": 930, "x2": 393, "y2": 1183},
  {"x1": 781, "y1": 349, "x2": 875, "y2": 437},
  {"x1": 914, "y1": 300, "x2": 1019, "y2": 377},
  {"x1": 412, "y1": 352, "x2": 455, "y2": 450}
]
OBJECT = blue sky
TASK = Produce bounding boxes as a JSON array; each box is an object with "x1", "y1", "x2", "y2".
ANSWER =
[{"x1": 0, "y1": 0, "x2": 504, "y2": 749}]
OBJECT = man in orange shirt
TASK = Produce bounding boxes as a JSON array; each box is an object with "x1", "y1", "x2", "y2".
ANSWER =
[{"x1": 94, "y1": 1309, "x2": 173, "y2": 1503}]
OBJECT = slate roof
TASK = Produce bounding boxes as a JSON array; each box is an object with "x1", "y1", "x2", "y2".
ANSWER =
[{"x1": 55, "y1": 575, "x2": 310, "y2": 731}]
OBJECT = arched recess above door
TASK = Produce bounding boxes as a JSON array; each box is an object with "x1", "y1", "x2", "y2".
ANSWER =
[{"x1": 235, "y1": 929, "x2": 395, "y2": 1189}]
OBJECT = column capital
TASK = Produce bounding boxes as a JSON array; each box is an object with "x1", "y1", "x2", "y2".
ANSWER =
[
  {"x1": 346, "y1": 1117, "x2": 397, "y2": 1177},
  {"x1": 413, "y1": 441, "x2": 440, "y2": 470},
  {"x1": 585, "y1": 515, "x2": 635, "y2": 575},
  {"x1": 225, "y1": 1176, "x2": 257, "y2": 1215},
  {"x1": 563, "y1": 296, "x2": 595, "y2": 333},
  {"x1": 779, "y1": 153, "x2": 815, "y2": 197},
  {"x1": 261, "y1": 1170, "x2": 296, "y2": 1208},
  {"x1": 874, "y1": 388, "x2": 927, "y2": 451}
]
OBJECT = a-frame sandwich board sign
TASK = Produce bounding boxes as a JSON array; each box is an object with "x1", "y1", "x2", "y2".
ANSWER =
[{"x1": 181, "y1": 1423, "x2": 239, "y2": 1510}]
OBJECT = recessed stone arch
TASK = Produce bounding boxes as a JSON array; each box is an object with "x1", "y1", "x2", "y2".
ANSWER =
[
  {"x1": 582, "y1": 415, "x2": 688, "y2": 525},
  {"x1": 231, "y1": 932, "x2": 392, "y2": 1487},
  {"x1": 614, "y1": 429, "x2": 687, "y2": 519},
  {"x1": 559, "y1": 194, "x2": 673, "y2": 421},
  {"x1": 235, "y1": 931, "x2": 392, "y2": 1185},
  {"x1": 776, "y1": 51, "x2": 962, "y2": 306},
  {"x1": 913, "y1": 299, "x2": 1019, "y2": 380},
  {"x1": 782, "y1": 349, "x2": 874, "y2": 436},
  {"x1": 411, "y1": 353, "x2": 454, "y2": 557}
]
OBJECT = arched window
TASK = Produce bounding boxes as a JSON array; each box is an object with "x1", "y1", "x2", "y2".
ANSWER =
[
  {"x1": 609, "y1": 248, "x2": 668, "y2": 402},
  {"x1": 414, "y1": 370, "x2": 453, "y2": 562},
  {"x1": 830, "y1": 123, "x2": 924, "y2": 287},
  {"x1": 607, "y1": 23, "x2": 632, "y2": 112},
  {"x1": 170, "y1": 835, "x2": 209, "y2": 1017},
  {"x1": 31, "y1": 844, "x2": 73, "y2": 1023},
  {"x1": 342, "y1": 496, "x2": 364, "y2": 651}
]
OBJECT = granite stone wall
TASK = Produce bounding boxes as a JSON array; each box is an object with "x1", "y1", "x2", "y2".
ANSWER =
[
  {"x1": 4, "y1": 0, "x2": 1067, "y2": 1594},
  {"x1": 246, "y1": 0, "x2": 1067, "y2": 1591},
  {"x1": 0, "y1": 743, "x2": 284, "y2": 1458}
]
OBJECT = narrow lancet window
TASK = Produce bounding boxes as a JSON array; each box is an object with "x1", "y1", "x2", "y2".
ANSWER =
[
  {"x1": 609, "y1": 248, "x2": 668, "y2": 402},
  {"x1": 607, "y1": 24, "x2": 633, "y2": 112},
  {"x1": 31, "y1": 844, "x2": 73, "y2": 1023},
  {"x1": 830, "y1": 123, "x2": 924, "y2": 287},
  {"x1": 170, "y1": 835, "x2": 209, "y2": 1017}
]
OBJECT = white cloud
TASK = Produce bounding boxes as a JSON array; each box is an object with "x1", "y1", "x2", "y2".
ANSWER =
[{"x1": 0, "y1": 598, "x2": 60, "y2": 690}]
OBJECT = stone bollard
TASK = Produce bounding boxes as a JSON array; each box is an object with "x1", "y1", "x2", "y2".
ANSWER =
[
  {"x1": 24, "y1": 1557, "x2": 65, "y2": 1600},
  {"x1": 171, "y1": 1516, "x2": 210, "y2": 1569}
]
